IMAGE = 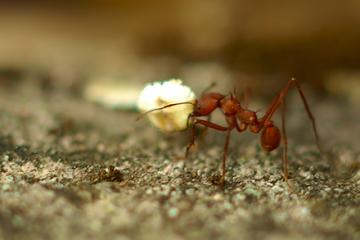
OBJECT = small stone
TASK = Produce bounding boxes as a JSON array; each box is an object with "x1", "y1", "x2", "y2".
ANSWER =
[
  {"x1": 213, "y1": 193, "x2": 224, "y2": 201},
  {"x1": 254, "y1": 173, "x2": 263, "y2": 180},
  {"x1": 6, "y1": 176, "x2": 14, "y2": 183},
  {"x1": 236, "y1": 193, "x2": 246, "y2": 201},
  {"x1": 244, "y1": 187, "x2": 261, "y2": 198},
  {"x1": 271, "y1": 185, "x2": 284, "y2": 194},
  {"x1": 172, "y1": 167, "x2": 183, "y2": 178},
  {"x1": 12, "y1": 215, "x2": 24, "y2": 226},
  {"x1": 2, "y1": 184, "x2": 11, "y2": 191},
  {"x1": 334, "y1": 188, "x2": 344, "y2": 193},
  {"x1": 224, "y1": 201, "x2": 232, "y2": 210},
  {"x1": 168, "y1": 207, "x2": 179, "y2": 218},
  {"x1": 145, "y1": 188, "x2": 153, "y2": 195},
  {"x1": 185, "y1": 188, "x2": 195, "y2": 195}
]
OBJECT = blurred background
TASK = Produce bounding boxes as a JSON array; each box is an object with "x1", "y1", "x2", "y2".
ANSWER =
[
  {"x1": 0, "y1": 0, "x2": 359, "y2": 103},
  {"x1": 1, "y1": 3, "x2": 360, "y2": 240}
]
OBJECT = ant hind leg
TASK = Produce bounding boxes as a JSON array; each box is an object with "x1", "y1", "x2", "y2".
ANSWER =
[{"x1": 185, "y1": 123, "x2": 197, "y2": 158}]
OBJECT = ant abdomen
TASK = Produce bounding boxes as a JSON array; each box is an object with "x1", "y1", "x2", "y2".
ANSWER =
[{"x1": 261, "y1": 125, "x2": 281, "y2": 152}]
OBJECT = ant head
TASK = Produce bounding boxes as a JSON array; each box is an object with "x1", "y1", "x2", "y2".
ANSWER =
[{"x1": 219, "y1": 94, "x2": 242, "y2": 116}]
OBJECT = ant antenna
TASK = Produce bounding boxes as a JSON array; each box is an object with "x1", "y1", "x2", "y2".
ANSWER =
[
  {"x1": 136, "y1": 101, "x2": 195, "y2": 121},
  {"x1": 233, "y1": 86, "x2": 239, "y2": 99},
  {"x1": 229, "y1": 92, "x2": 234, "y2": 99},
  {"x1": 240, "y1": 86, "x2": 252, "y2": 109}
]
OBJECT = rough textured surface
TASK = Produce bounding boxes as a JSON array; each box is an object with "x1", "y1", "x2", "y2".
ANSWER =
[{"x1": 0, "y1": 80, "x2": 359, "y2": 240}]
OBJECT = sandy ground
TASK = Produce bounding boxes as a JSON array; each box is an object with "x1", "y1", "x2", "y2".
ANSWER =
[{"x1": 0, "y1": 79, "x2": 359, "y2": 240}]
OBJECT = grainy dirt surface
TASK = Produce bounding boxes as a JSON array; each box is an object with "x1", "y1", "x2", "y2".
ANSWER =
[{"x1": 0, "y1": 80, "x2": 359, "y2": 240}]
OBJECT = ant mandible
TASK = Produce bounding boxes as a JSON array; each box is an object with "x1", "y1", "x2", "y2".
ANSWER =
[{"x1": 140, "y1": 78, "x2": 321, "y2": 185}]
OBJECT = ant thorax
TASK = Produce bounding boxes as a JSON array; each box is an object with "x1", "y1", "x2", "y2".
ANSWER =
[{"x1": 219, "y1": 97, "x2": 240, "y2": 116}]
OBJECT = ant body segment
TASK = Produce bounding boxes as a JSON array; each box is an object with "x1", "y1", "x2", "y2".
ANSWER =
[{"x1": 140, "y1": 78, "x2": 321, "y2": 185}]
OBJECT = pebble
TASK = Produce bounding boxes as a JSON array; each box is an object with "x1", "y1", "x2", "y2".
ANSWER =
[
  {"x1": 236, "y1": 193, "x2": 246, "y2": 201},
  {"x1": 213, "y1": 193, "x2": 224, "y2": 201},
  {"x1": 168, "y1": 207, "x2": 179, "y2": 218},
  {"x1": 12, "y1": 215, "x2": 24, "y2": 227},
  {"x1": 224, "y1": 201, "x2": 232, "y2": 210},
  {"x1": 185, "y1": 188, "x2": 195, "y2": 195},
  {"x1": 244, "y1": 187, "x2": 261, "y2": 198},
  {"x1": 145, "y1": 188, "x2": 153, "y2": 195},
  {"x1": 254, "y1": 173, "x2": 263, "y2": 180},
  {"x1": 334, "y1": 188, "x2": 344, "y2": 193},
  {"x1": 172, "y1": 167, "x2": 183, "y2": 178},
  {"x1": 271, "y1": 185, "x2": 284, "y2": 194},
  {"x1": 2, "y1": 184, "x2": 11, "y2": 191},
  {"x1": 6, "y1": 176, "x2": 14, "y2": 183}
]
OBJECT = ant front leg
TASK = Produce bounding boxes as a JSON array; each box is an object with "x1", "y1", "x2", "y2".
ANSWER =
[
  {"x1": 220, "y1": 129, "x2": 232, "y2": 185},
  {"x1": 185, "y1": 118, "x2": 228, "y2": 158}
]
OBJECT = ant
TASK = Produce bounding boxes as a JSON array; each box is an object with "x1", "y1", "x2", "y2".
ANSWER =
[{"x1": 139, "y1": 78, "x2": 321, "y2": 185}]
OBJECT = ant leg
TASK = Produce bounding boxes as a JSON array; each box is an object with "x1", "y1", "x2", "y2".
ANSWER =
[
  {"x1": 185, "y1": 122, "x2": 197, "y2": 158},
  {"x1": 259, "y1": 78, "x2": 322, "y2": 187},
  {"x1": 185, "y1": 118, "x2": 228, "y2": 158},
  {"x1": 293, "y1": 80, "x2": 322, "y2": 152},
  {"x1": 281, "y1": 99, "x2": 289, "y2": 181},
  {"x1": 281, "y1": 102, "x2": 297, "y2": 192},
  {"x1": 220, "y1": 129, "x2": 232, "y2": 185},
  {"x1": 260, "y1": 78, "x2": 321, "y2": 152}
]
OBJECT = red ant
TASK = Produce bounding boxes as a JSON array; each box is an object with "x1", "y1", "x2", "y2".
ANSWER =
[{"x1": 139, "y1": 78, "x2": 321, "y2": 185}]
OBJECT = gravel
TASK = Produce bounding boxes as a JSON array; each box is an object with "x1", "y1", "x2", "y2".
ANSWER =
[{"x1": 0, "y1": 79, "x2": 359, "y2": 240}]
